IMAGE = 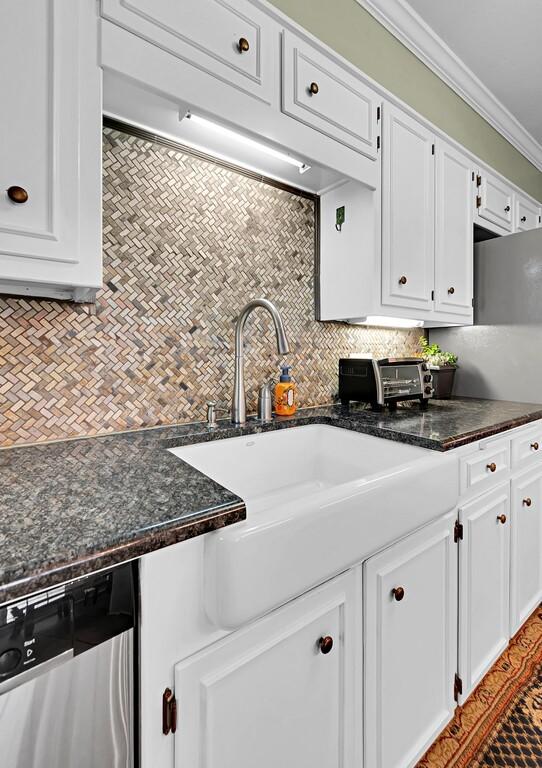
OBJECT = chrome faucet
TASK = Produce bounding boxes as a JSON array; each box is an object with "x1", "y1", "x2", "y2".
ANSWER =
[{"x1": 232, "y1": 298, "x2": 289, "y2": 425}]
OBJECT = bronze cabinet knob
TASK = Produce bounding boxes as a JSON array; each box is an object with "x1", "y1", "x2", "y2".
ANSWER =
[
  {"x1": 309, "y1": 81, "x2": 319, "y2": 95},
  {"x1": 531, "y1": 442, "x2": 539, "y2": 451},
  {"x1": 237, "y1": 37, "x2": 250, "y2": 53},
  {"x1": 7, "y1": 186, "x2": 28, "y2": 204},
  {"x1": 448, "y1": 286, "x2": 455, "y2": 294},
  {"x1": 497, "y1": 514, "x2": 507, "y2": 524},
  {"x1": 398, "y1": 275, "x2": 407, "y2": 285},
  {"x1": 504, "y1": 205, "x2": 511, "y2": 212},
  {"x1": 523, "y1": 497, "x2": 532, "y2": 507},
  {"x1": 392, "y1": 586, "x2": 405, "y2": 602},
  {"x1": 318, "y1": 636, "x2": 333, "y2": 654},
  {"x1": 486, "y1": 462, "x2": 497, "y2": 472},
  {"x1": 521, "y1": 216, "x2": 527, "y2": 222}
]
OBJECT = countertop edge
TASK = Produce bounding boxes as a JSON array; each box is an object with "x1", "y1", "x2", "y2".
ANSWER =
[{"x1": 0, "y1": 501, "x2": 246, "y2": 606}]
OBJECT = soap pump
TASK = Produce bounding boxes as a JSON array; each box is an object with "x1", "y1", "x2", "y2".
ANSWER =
[{"x1": 275, "y1": 364, "x2": 297, "y2": 416}]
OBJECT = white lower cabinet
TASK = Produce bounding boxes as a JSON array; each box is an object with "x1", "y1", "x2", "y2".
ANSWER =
[
  {"x1": 173, "y1": 569, "x2": 362, "y2": 768},
  {"x1": 458, "y1": 485, "x2": 510, "y2": 702},
  {"x1": 510, "y1": 467, "x2": 542, "y2": 634},
  {"x1": 364, "y1": 513, "x2": 458, "y2": 768}
]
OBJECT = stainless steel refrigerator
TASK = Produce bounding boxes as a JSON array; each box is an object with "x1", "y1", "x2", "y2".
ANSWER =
[{"x1": 430, "y1": 227, "x2": 542, "y2": 403}]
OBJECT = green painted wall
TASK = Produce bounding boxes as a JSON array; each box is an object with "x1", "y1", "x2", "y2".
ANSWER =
[{"x1": 269, "y1": 0, "x2": 542, "y2": 201}]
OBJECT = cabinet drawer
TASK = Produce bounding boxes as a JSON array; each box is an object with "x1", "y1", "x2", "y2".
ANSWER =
[
  {"x1": 281, "y1": 30, "x2": 379, "y2": 158},
  {"x1": 460, "y1": 441, "x2": 510, "y2": 495},
  {"x1": 476, "y1": 170, "x2": 513, "y2": 232},
  {"x1": 101, "y1": 0, "x2": 275, "y2": 103},
  {"x1": 515, "y1": 195, "x2": 540, "y2": 232},
  {"x1": 511, "y1": 426, "x2": 542, "y2": 469}
]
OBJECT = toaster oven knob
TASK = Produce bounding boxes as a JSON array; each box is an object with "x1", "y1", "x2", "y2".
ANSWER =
[
  {"x1": 424, "y1": 374, "x2": 432, "y2": 383},
  {"x1": 421, "y1": 363, "x2": 428, "y2": 372},
  {"x1": 424, "y1": 386, "x2": 433, "y2": 395}
]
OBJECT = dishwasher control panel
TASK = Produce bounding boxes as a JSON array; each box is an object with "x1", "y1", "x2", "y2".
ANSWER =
[{"x1": 0, "y1": 563, "x2": 135, "y2": 687}]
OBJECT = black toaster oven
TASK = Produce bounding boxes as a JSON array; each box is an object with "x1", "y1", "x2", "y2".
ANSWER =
[{"x1": 339, "y1": 358, "x2": 433, "y2": 410}]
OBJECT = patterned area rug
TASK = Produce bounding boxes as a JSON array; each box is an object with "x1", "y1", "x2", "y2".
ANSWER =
[{"x1": 418, "y1": 607, "x2": 542, "y2": 767}]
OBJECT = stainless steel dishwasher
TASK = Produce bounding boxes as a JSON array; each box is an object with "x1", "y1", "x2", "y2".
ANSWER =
[{"x1": 0, "y1": 563, "x2": 136, "y2": 768}]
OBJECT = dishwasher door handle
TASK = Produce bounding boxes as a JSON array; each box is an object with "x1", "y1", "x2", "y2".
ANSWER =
[{"x1": 0, "y1": 648, "x2": 74, "y2": 696}]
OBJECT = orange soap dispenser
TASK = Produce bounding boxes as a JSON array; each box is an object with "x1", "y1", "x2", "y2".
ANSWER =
[{"x1": 275, "y1": 365, "x2": 297, "y2": 416}]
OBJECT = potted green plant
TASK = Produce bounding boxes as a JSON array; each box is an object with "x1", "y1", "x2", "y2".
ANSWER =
[{"x1": 419, "y1": 336, "x2": 458, "y2": 399}]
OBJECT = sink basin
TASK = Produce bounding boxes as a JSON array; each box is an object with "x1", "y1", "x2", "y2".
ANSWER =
[{"x1": 170, "y1": 424, "x2": 459, "y2": 628}]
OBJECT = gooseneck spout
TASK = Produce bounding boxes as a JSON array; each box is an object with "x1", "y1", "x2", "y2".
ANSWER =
[{"x1": 232, "y1": 298, "x2": 290, "y2": 425}]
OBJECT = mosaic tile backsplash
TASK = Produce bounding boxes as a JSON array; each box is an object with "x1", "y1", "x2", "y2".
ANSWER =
[{"x1": 0, "y1": 127, "x2": 421, "y2": 447}]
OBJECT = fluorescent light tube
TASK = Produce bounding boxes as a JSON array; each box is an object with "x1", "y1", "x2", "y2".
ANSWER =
[
  {"x1": 185, "y1": 113, "x2": 311, "y2": 173},
  {"x1": 352, "y1": 316, "x2": 425, "y2": 329}
]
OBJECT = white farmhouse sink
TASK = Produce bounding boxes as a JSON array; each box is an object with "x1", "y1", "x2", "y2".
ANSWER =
[{"x1": 170, "y1": 424, "x2": 459, "y2": 628}]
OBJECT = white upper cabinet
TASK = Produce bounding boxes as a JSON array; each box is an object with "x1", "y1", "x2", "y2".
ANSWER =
[
  {"x1": 381, "y1": 104, "x2": 435, "y2": 312},
  {"x1": 281, "y1": 30, "x2": 380, "y2": 159},
  {"x1": 458, "y1": 485, "x2": 510, "y2": 703},
  {"x1": 510, "y1": 467, "x2": 542, "y2": 634},
  {"x1": 515, "y1": 193, "x2": 540, "y2": 232},
  {"x1": 434, "y1": 140, "x2": 474, "y2": 317},
  {"x1": 101, "y1": 0, "x2": 275, "y2": 104},
  {"x1": 173, "y1": 569, "x2": 362, "y2": 768},
  {"x1": 0, "y1": 0, "x2": 102, "y2": 300},
  {"x1": 364, "y1": 513, "x2": 457, "y2": 768},
  {"x1": 475, "y1": 168, "x2": 514, "y2": 234}
]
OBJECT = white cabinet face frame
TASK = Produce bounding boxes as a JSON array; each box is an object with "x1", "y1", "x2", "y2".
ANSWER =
[
  {"x1": 458, "y1": 485, "x2": 511, "y2": 702},
  {"x1": 101, "y1": 0, "x2": 276, "y2": 104},
  {"x1": 434, "y1": 140, "x2": 473, "y2": 317},
  {"x1": 475, "y1": 169, "x2": 513, "y2": 233},
  {"x1": 510, "y1": 467, "x2": 542, "y2": 634},
  {"x1": 381, "y1": 104, "x2": 435, "y2": 312},
  {"x1": 174, "y1": 569, "x2": 363, "y2": 768},
  {"x1": 364, "y1": 513, "x2": 457, "y2": 768},
  {"x1": 281, "y1": 29, "x2": 379, "y2": 159}
]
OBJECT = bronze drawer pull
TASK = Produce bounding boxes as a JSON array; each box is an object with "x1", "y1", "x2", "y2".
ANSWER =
[
  {"x1": 497, "y1": 514, "x2": 507, "y2": 524},
  {"x1": 523, "y1": 497, "x2": 532, "y2": 507},
  {"x1": 504, "y1": 205, "x2": 511, "y2": 212},
  {"x1": 7, "y1": 186, "x2": 28, "y2": 204},
  {"x1": 486, "y1": 462, "x2": 497, "y2": 472},
  {"x1": 392, "y1": 586, "x2": 405, "y2": 602},
  {"x1": 318, "y1": 636, "x2": 333, "y2": 654},
  {"x1": 521, "y1": 216, "x2": 527, "y2": 222},
  {"x1": 399, "y1": 275, "x2": 407, "y2": 285},
  {"x1": 309, "y1": 81, "x2": 319, "y2": 95},
  {"x1": 237, "y1": 37, "x2": 250, "y2": 53},
  {"x1": 531, "y1": 442, "x2": 539, "y2": 451},
  {"x1": 448, "y1": 286, "x2": 455, "y2": 294}
]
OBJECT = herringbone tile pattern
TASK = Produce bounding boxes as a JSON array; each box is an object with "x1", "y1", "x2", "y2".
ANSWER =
[{"x1": 0, "y1": 127, "x2": 420, "y2": 447}]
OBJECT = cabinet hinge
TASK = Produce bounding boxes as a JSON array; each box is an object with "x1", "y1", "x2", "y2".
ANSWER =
[
  {"x1": 454, "y1": 520, "x2": 463, "y2": 542},
  {"x1": 162, "y1": 687, "x2": 177, "y2": 735},
  {"x1": 454, "y1": 673, "x2": 463, "y2": 702},
  {"x1": 476, "y1": 195, "x2": 482, "y2": 208},
  {"x1": 431, "y1": 289, "x2": 435, "y2": 301},
  {"x1": 476, "y1": 174, "x2": 482, "y2": 187},
  {"x1": 471, "y1": 171, "x2": 475, "y2": 181},
  {"x1": 377, "y1": 135, "x2": 380, "y2": 150},
  {"x1": 377, "y1": 105, "x2": 381, "y2": 121},
  {"x1": 432, "y1": 143, "x2": 435, "y2": 155},
  {"x1": 539, "y1": 215, "x2": 541, "y2": 224}
]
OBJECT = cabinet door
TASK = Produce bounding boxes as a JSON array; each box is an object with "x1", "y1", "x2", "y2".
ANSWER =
[
  {"x1": 515, "y1": 193, "x2": 540, "y2": 232},
  {"x1": 434, "y1": 140, "x2": 473, "y2": 317},
  {"x1": 101, "y1": 0, "x2": 275, "y2": 104},
  {"x1": 281, "y1": 30, "x2": 379, "y2": 159},
  {"x1": 0, "y1": 1, "x2": 101, "y2": 296},
  {"x1": 364, "y1": 513, "x2": 457, "y2": 768},
  {"x1": 475, "y1": 170, "x2": 513, "y2": 233},
  {"x1": 381, "y1": 104, "x2": 435, "y2": 312},
  {"x1": 510, "y1": 468, "x2": 542, "y2": 634},
  {"x1": 458, "y1": 485, "x2": 510, "y2": 702},
  {"x1": 174, "y1": 570, "x2": 362, "y2": 768}
]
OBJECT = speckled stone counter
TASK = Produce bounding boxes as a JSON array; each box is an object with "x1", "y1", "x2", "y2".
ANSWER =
[{"x1": 2, "y1": 396, "x2": 542, "y2": 604}]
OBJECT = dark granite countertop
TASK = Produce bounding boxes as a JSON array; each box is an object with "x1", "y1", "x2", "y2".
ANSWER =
[{"x1": 2, "y1": 396, "x2": 542, "y2": 605}]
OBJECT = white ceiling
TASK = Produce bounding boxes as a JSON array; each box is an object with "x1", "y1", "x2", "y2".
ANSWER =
[
  {"x1": 358, "y1": 0, "x2": 542, "y2": 169},
  {"x1": 407, "y1": 0, "x2": 542, "y2": 144}
]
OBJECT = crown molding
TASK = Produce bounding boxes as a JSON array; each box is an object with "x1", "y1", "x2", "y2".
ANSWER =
[{"x1": 356, "y1": 0, "x2": 542, "y2": 171}]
